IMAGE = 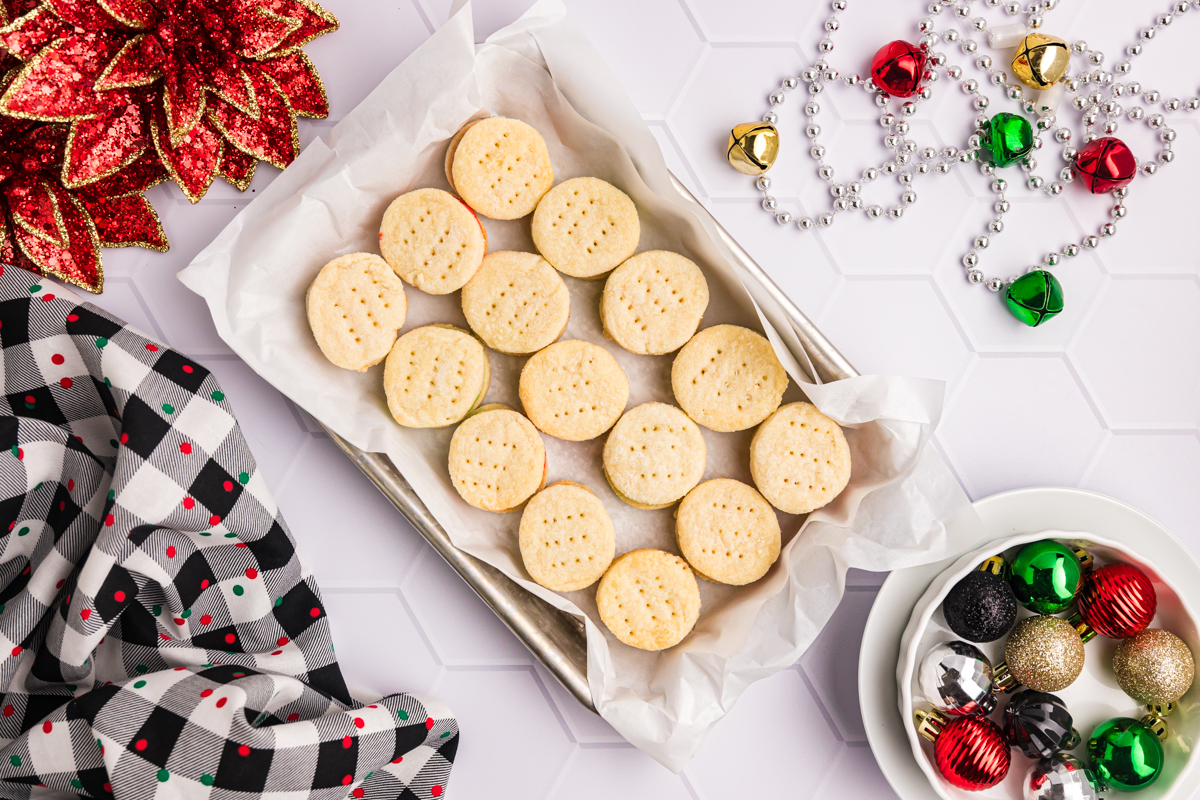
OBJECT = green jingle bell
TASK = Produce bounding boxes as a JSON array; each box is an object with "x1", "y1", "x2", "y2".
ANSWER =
[
  {"x1": 1088, "y1": 717, "x2": 1164, "y2": 791},
  {"x1": 1006, "y1": 270, "x2": 1064, "y2": 327},
  {"x1": 1009, "y1": 540, "x2": 1083, "y2": 614},
  {"x1": 979, "y1": 112, "x2": 1035, "y2": 168}
]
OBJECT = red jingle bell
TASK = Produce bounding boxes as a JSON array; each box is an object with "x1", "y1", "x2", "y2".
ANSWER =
[
  {"x1": 1073, "y1": 137, "x2": 1137, "y2": 194},
  {"x1": 1078, "y1": 564, "x2": 1157, "y2": 639},
  {"x1": 871, "y1": 41, "x2": 927, "y2": 98},
  {"x1": 916, "y1": 709, "x2": 1011, "y2": 791}
]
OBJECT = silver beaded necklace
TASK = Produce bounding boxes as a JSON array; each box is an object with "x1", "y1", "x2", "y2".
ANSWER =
[{"x1": 748, "y1": 0, "x2": 1195, "y2": 307}]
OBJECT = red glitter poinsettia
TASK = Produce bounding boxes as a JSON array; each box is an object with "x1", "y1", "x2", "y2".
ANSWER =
[
  {"x1": 0, "y1": 0, "x2": 336, "y2": 203},
  {"x1": 0, "y1": 112, "x2": 167, "y2": 292}
]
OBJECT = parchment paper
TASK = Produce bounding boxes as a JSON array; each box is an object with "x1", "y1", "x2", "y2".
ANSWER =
[{"x1": 178, "y1": 0, "x2": 985, "y2": 770}]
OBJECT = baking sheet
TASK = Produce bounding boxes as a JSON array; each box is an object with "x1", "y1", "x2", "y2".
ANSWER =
[{"x1": 178, "y1": 0, "x2": 979, "y2": 770}]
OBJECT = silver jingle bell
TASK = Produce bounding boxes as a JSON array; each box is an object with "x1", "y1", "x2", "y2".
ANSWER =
[
  {"x1": 1023, "y1": 754, "x2": 1102, "y2": 800},
  {"x1": 918, "y1": 640, "x2": 997, "y2": 715}
]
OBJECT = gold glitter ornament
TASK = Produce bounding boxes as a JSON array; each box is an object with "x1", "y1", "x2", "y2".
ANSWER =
[
  {"x1": 1011, "y1": 33, "x2": 1071, "y2": 89},
  {"x1": 1005, "y1": 615, "x2": 1085, "y2": 692},
  {"x1": 1113, "y1": 629, "x2": 1195, "y2": 705},
  {"x1": 727, "y1": 122, "x2": 779, "y2": 175}
]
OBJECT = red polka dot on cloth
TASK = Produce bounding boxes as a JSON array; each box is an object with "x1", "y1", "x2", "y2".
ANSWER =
[
  {"x1": 342, "y1": 736, "x2": 352, "y2": 749},
  {"x1": 183, "y1": 498, "x2": 195, "y2": 509},
  {"x1": 200, "y1": 689, "x2": 213, "y2": 698},
  {"x1": 353, "y1": 718, "x2": 364, "y2": 729},
  {"x1": 342, "y1": 776, "x2": 353, "y2": 787},
  {"x1": 51, "y1": 354, "x2": 64, "y2": 365},
  {"x1": 200, "y1": 614, "x2": 212, "y2": 625},
  {"x1": 81, "y1": 609, "x2": 90, "y2": 621},
  {"x1": 114, "y1": 591, "x2": 125, "y2": 602},
  {"x1": 353, "y1": 789, "x2": 364, "y2": 799},
  {"x1": 425, "y1": 718, "x2": 434, "y2": 730},
  {"x1": 135, "y1": 739, "x2": 147, "y2": 751},
  {"x1": 42, "y1": 721, "x2": 52, "y2": 733},
  {"x1": 216, "y1": 698, "x2": 227, "y2": 708},
  {"x1": 60, "y1": 377, "x2": 72, "y2": 389},
  {"x1": 246, "y1": 568, "x2": 258, "y2": 579},
  {"x1": 238, "y1": 745, "x2": 250, "y2": 757},
  {"x1": 287, "y1": 713, "x2": 299, "y2": 721}
]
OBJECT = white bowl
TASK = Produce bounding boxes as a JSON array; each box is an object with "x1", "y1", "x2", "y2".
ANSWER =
[{"x1": 898, "y1": 529, "x2": 1200, "y2": 800}]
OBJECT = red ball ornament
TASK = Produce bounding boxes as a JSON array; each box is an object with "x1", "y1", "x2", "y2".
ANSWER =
[
  {"x1": 1073, "y1": 137, "x2": 1137, "y2": 194},
  {"x1": 934, "y1": 716, "x2": 1011, "y2": 791},
  {"x1": 871, "y1": 41, "x2": 927, "y2": 98},
  {"x1": 1078, "y1": 564, "x2": 1157, "y2": 638}
]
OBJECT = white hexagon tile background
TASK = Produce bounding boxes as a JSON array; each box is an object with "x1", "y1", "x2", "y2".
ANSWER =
[{"x1": 70, "y1": 0, "x2": 1200, "y2": 797}]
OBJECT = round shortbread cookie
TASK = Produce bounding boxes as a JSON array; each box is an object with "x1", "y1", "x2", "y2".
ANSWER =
[
  {"x1": 444, "y1": 118, "x2": 481, "y2": 189},
  {"x1": 519, "y1": 481, "x2": 616, "y2": 592},
  {"x1": 671, "y1": 324, "x2": 789, "y2": 432},
  {"x1": 519, "y1": 340, "x2": 629, "y2": 441},
  {"x1": 461, "y1": 251, "x2": 571, "y2": 355},
  {"x1": 531, "y1": 177, "x2": 640, "y2": 279},
  {"x1": 676, "y1": 478, "x2": 781, "y2": 586},
  {"x1": 306, "y1": 253, "x2": 408, "y2": 372},
  {"x1": 602, "y1": 402, "x2": 706, "y2": 510},
  {"x1": 448, "y1": 406, "x2": 547, "y2": 512},
  {"x1": 601, "y1": 251, "x2": 709, "y2": 355},
  {"x1": 450, "y1": 117, "x2": 554, "y2": 220},
  {"x1": 379, "y1": 188, "x2": 487, "y2": 295},
  {"x1": 596, "y1": 548, "x2": 701, "y2": 651},
  {"x1": 384, "y1": 325, "x2": 490, "y2": 428},
  {"x1": 750, "y1": 402, "x2": 851, "y2": 515}
]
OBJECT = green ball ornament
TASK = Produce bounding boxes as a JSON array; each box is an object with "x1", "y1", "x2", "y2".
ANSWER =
[
  {"x1": 1009, "y1": 540, "x2": 1083, "y2": 614},
  {"x1": 979, "y1": 112, "x2": 1035, "y2": 168},
  {"x1": 1088, "y1": 717, "x2": 1164, "y2": 791}
]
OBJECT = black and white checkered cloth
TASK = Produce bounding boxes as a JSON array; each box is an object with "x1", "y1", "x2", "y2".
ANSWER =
[{"x1": 0, "y1": 265, "x2": 457, "y2": 800}]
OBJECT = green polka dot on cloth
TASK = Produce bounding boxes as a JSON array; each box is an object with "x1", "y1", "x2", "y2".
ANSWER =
[
  {"x1": 224, "y1": 533, "x2": 237, "y2": 539},
  {"x1": 162, "y1": 403, "x2": 174, "y2": 414},
  {"x1": 157, "y1": 769, "x2": 169, "y2": 783},
  {"x1": 0, "y1": 605, "x2": 6, "y2": 615},
  {"x1": 134, "y1": 680, "x2": 146, "y2": 689},
  {"x1": 440, "y1": 732, "x2": 450, "y2": 738},
  {"x1": 232, "y1": 585, "x2": 244, "y2": 596},
  {"x1": 17, "y1": 528, "x2": 28, "y2": 536},
  {"x1": 181, "y1": 609, "x2": 191, "y2": 619},
  {"x1": 397, "y1": 709, "x2": 408, "y2": 721},
  {"x1": 110, "y1": 439, "x2": 119, "y2": 449},
  {"x1": 135, "y1": 664, "x2": 148, "y2": 674},
  {"x1": 9, "y1": 446, "x2": 18, "y2": 457},
  {"x1": 211, "y1": 391, "x2": 224, "y2": 401},
  {"x1": 33, "y1": 482, "x2": 41, "y2": 490},
  {"x1": 104, "y1": 377, "x2": 111, "y2": 387},
  {"x1": 9, "y1": 755, "x2": 19, "y2": 767},
  {"x1": 28, "y1": 285, "x2": 40, "y2": 293},
  {"x1": 70, "y1": 779, "x2": 82, "y2": 789},
  {"x1": 200, "y1": 532, "x2": 211, "y2": 537},
  {"x1": 95, "y1": 337, "x2": 108, "y2": 348},
  {"x1": 238, "y1": 472, "x2": 249, "y2": 484},
  {"x1": 152, "y1": 605, "x2": 161, "y2": 616},
  {"x1": 200, "y1": 775, "x2": 215, "y2": 787},
  {"x1": 274, "y1": 598, "x2": 283, "y2": 607},
  {"x1": 107, "y1": 489, "x2": 114, "y2": 500},
  {"x1": 96, "y1": 738, "x2": 102, "y2": 750}
]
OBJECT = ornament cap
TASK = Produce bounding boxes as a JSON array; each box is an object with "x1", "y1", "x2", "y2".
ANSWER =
[
  {"x1": 993, "y1": 660, "x2": 1019, "y2": 692},
  {"x1": 978, "y1": 555, "x2": 1007, "y2": 578},
  {"x1": 1148, "y1": 701, "x2": 1177, "y2": 718},
  {"x1": 727, "y1": 123, "x2": 779, "y2": 175},
  {"x1": 1070, "y1": 546, "x2": 1094, "y2": 573},
  {"x1": 1068, "y1": 611, "x2": 1098, "y2": 644},
  {"x1": 915, "y1": 707, "x2": 948, "y2": 742},
  {"x1": 1140, "y1": 713, "x2": 1168, "y2": 741}
]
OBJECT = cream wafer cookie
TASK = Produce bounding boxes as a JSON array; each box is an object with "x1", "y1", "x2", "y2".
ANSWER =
[
  {"x1": 384, "y1": 325, "x2": 490, "y2": 428},
  {"x1": 306, "y1": 253, "x2": 408, "y2": 372},
  {"x1": 519, "y1": 481, "x2": 615, "y2": 592}
]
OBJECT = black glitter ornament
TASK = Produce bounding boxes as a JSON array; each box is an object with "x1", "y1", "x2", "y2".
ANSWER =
[
  {"x1": 943, "y1": 570, "x2": 1018, "y2": 643},
  {"x1": 1003, "y1": 690, "x2": 1080, "y2": 759}
]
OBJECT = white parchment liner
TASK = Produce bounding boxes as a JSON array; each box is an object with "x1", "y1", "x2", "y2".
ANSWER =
[{"x1": 179, "y1": 0, "x2": 984, "y2": 770}]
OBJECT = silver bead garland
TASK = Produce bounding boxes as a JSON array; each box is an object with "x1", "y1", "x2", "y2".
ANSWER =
[{"x1": 749, "y1": 0, "x2": 1196, "y2": 292}]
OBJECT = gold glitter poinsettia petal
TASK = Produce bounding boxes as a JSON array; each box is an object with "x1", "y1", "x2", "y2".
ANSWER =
[
  {"x1": 94, "y1": 32, "x2": 163, "y2": 91},
  {"x1": 62, "y1": 103, "x2": 149, "y2": 187},
  {"x1": 97, "y1": 0, "x2": 156, "y2": 29},
  {"x1": 8, "y1": 175, "x2": 70, "y2": 248},
  {"x1": 83, "y1": 189, "x2": 167, "y2": 251}
]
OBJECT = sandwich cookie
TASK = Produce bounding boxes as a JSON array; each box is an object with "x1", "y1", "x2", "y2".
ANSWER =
[
  {"x1": 531, "y1": 177, "x2": 639, "y2": 279},
  {"x1": 596, "y1": 548, "x2": 701, "y2": 651},
  {"x1": 749, "y1": 401, "x2": 851, "y2": 514},
  {"x1": 519, "y1": 481, "x2": 616, "y2": 592},
  {"x1": 671, "y1": 324, "x2": 788, "y2": 432},
  {"x1": 448, "y1": 405, "x2": 546, "y2": 512},
  {"x1": 461, "y1": 251, "x2": 571, "y2": 355},
  {"x1": 676, "y1": 478, "x2": 780, "y2": 586},
  {"x1": 519, "y1": 340, "x2": 629, "y2": 441},
  {"x1": 449, "y1": 117, "x2": 554, "y2": 220},
  {"x1": 601, "y1": 250, "x2": 709, "y2": 355},
  {"x1": 384, "y1": 325, "x2": 490, "y2": 428},
  {"x1": 602, "y1": 402, "x2": 706, "y2": 510},
  {"x1": 306, "y1": 252, "x2": 408, "y2": 372},
  {"x1": 379, "y1": 187, "x2": 487, "y2": 295}
]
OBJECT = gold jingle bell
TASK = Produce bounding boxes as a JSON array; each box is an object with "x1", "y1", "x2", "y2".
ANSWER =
[
  {"x1": 727, "y1": 122, "x2": 779, "y2": 175},
  {"x1": 1011, "y1": 32, "x2": 1070, "y2": 89}
]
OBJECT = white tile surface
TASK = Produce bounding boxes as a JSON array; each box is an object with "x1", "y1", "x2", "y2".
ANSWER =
[{"x1": 70, "y1": 1, "x2": 1200, "y2": 797}]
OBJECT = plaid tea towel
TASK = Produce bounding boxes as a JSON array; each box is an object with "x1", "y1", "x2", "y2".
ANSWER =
[{"x1": 0, "y1": 265, "x2": 457, "y2": 800}]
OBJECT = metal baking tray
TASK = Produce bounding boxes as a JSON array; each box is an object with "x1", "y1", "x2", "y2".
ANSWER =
[{"x1": 322, "y1": 173, "x2": 860, "y2": 713}]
